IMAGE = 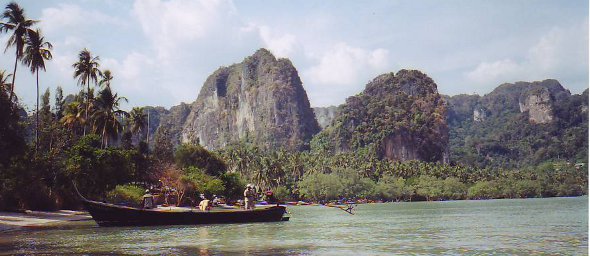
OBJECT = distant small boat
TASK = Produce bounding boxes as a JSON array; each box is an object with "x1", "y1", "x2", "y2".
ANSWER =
[{"x1": 75, "y1": 187, "x2": 288, "y2": 227}]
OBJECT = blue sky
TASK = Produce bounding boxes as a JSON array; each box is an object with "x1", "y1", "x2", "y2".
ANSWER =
[{"x1": 2, "y1": 0, "x2": 588, "y2": 111}]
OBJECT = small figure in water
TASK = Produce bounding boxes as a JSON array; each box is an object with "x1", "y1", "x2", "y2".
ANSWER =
[
  {"x1": 244, "y1": 184, "x2": 256, "y2": 210},
  {"x1": 143, "y1": 189, "x2": 155, "y2": 209}
]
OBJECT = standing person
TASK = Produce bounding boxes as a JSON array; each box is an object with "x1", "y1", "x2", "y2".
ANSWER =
[
  {"x1": 244, "y1": 184, "x2": 256, "y2": 210},
  {"x1": 199, "y1": 194, "x2": 211, "y2": 211},
  {"x1": 142, "y1": 189, "x2": 154, "y2": 209}
]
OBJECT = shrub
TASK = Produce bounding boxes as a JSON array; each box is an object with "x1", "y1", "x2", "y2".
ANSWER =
[
  {"x1": 106, "y1": 184, "x2": 145, "y2": 207},
  {"x1": 467, "y1": 181, "x2": 501, "y2": 199}
]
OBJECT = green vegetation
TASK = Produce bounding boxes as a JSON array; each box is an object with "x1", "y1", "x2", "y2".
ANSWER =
[
  {"x1": 313, "y1": 70, "x2": 448, "y2": 162},
  {"x1": 106, "y1": 184, "x2": 145, "y2": 207},
  {"x1": 0, "y1": 2, "x2": 586, "y2": 212},
  {"x1": 447, "y1": 85, "x2": 588, "y2": 169},
  {"x1": 218, "y1": 143, "x2": 587, "y2": 202}
]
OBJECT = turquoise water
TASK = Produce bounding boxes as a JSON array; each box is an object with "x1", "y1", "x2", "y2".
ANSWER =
[{"x1": 0, "y1": 197, "x2": 587, "y2": 255}]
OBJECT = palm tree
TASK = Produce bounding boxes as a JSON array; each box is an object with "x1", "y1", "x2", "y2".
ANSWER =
[
  {"x1": 92, "y1": 87, "x2": 128, "y2": 148},
  {"x1": 22, "y1": 29, "x2": 52, "y2": 150},
  {"x1": 0, "y1": 70, "x2": 12, "y2": 96},
  {"x1": 129, "y1": 107, "x2": 147, "y2": 144},
  {"x1": 0, "y1": 2, "x2": 36, "y2": 103},
  {"x1": 99, "y1": 69, "x2": 113, "y2": 89},
  {"x1": 61, "y1": 101, "x2": 85, "y2": 133},
  {"x1": 72, "y1": 48, "x2": 101, "y2": 135}
]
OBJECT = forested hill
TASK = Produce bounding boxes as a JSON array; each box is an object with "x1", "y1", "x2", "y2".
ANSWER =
[
  {"x1": 446, "y1": 80, "x2": 588, "y2": 168},
  {"x1": 311, "y1": 70, "x2": 449, "y2": 163}
]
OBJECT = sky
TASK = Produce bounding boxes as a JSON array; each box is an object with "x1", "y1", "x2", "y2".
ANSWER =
[{"x1": 1, "y1": 0, "x2": 588, "y2": 112}]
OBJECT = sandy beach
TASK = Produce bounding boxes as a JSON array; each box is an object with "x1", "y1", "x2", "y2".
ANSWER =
[{"x1": 0, "y1": 210, "x2": 92, "y2": 232}]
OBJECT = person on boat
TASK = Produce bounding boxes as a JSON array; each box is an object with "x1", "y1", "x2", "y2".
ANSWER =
[
  {"x1": 244, "y1": 184, "x2": 256, "y2": 210},
  {"x1": 211, "y1": 195, "x2": 220, "y2": 206},
  {"x1": 264, "y1": 189, "x2": 278, "y2": 204},
  {"x1": 143, "y1": 189, "x2": 155, "y2": 209},
  {"x1": 199, "y1": 195, "x2": 211, "y2": 211}
]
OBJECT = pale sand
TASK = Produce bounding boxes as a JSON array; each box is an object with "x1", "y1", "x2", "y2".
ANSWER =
[{"x1": 0, "y1": 210, "x2": 92, "y2": 232}]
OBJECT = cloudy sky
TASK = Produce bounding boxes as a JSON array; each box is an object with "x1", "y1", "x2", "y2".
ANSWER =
[{"x1": 2, "y1": 0, "x2": 588, "y2": 111}]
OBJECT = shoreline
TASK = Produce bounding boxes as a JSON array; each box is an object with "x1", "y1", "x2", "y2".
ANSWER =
[{"x1": 0, "y1": 210, "x2": 92, "y2": 232}]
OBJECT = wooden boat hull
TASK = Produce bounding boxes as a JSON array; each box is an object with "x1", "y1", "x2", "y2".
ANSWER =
[{"x1": 82, "y1": 200, "x2": 288, "y2": 227}]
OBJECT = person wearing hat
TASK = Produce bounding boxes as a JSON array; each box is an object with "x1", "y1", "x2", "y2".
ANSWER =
[
  {"x1": 142, "y1": 189, "x2": 155, "y2": 209},
  {"x1": 244, "y1": 184, "x2": 256, "y2": 210}
]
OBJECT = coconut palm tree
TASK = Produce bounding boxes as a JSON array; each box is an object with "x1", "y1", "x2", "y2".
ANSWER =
[
  {"x1": 72, "y1": 48, "x2": 101, "y2": 135},
  {"x1": 0, "y1": 70, "x2": 12, "y2": 96},
  {"x1": 22, "y1": 28, "x2": 52, "y2": 150},
  {"x1": 99, "y1": 69, "x2": 113, "y2": 89},
  {"x1": 92, "y1": 87, "x2": 128, "y2": 148},
  {"x1": 61, "y1": 101, "x2": 85, "y2": 133},
  {"x1": 0, "y1": 2, "x2": 36, "y2": 103},
  {"x1": 129, "y1": 107, "x2": 146, "y2": 144}
]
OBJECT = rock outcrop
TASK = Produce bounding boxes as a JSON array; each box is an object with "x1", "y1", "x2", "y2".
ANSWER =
[
  {"x1": 447, "y1": 79, "x2": 571, "y2": 124},
  {"x1": 176, "y1": 49, "x2": 320, "y2": 151},
  {"x1": 445, "y1": 79, "x2": 587, "y2": 168},
  {"x1": 313, "y1": 106, "x2": 338, "y2": 129},
  {"x1": 314, "y1": 70, "x2": 449, "y2": 162}
]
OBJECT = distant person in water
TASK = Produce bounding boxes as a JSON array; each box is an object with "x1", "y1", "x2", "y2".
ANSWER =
[
  {"x1": 143, "y1": 189, "x2": 155, "y2": 209},
  {"x1": 244, "y1": 184, "x2": 256, "y2": 210}
]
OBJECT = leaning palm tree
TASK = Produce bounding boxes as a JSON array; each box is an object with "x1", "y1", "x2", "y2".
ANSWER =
[
  {"x1": 92, "y1": 87, "x2": 128, "y2": 148},
  {"x1": 129, "y1": 107, "x2": 147, "y2": 144},
  {"x1": 99, "y1": 69, "x2": 113, "y2": 89},
  {"x1": 0, "y1": 2, "x2": 36, "y2": 103},
  {"x1": 72, "y1": 48, "x2": 101, "y2": 135},
  {"x1": 22, "y1": 29, "x2": 52, "y2": 150}
]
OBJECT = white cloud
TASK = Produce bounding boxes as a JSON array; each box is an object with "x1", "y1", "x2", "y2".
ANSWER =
[
  {"x1": 257, "y1": 25, "x2": 297, "y2": 58},
  {"x1": 465, "y1": 19, "x2": 588, "y2": 89},
  {"x1": 305, "y1": 42, "x2": 390, "y2": 86},
  {"x1": 465, "y1": 59, "x2": 521, "y2": 84},
  {"x1": 40, "y1": 3, "x2": 124, "y2": 34},
  {"x1": 132, "y1": 0, "x2": 237, "y2": 60}
]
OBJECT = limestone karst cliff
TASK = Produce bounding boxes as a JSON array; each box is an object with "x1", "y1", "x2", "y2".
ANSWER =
[
  {"x1": 312, "y1": 70, "x2": 449, "y2": 162},
  {"x1": 445, "y1": 80, "x2": 587, "y2": 168},
  {"x1": 152, "y1": 48, "x2": 320, "y2": 151}
]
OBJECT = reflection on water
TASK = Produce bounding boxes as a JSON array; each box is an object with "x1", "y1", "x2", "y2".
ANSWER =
[{"x1": 0, "y1": 196, "x2": 587, "y2": 255}]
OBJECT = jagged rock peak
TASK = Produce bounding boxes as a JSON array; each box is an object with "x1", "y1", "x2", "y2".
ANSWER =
[{"x1": 181, "y1": 48, "x2": 320, "y2": 151}]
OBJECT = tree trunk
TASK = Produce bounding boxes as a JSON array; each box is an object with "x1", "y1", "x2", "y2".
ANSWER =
[
  {"x1": 102, "y1": 124, "x2": 107, "y2": 148},
  {"x1": 35, "y1": 71, "x2": 39, "y2": 152},
  {"x1": 9, "y1": 48, "x2": 18, "y2": 104},
  {"x1": 84, "y1": 82, "x2": 89, "y2": 136}
]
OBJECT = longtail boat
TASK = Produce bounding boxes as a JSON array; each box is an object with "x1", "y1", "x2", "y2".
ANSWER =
[{"x1": 76, "y1": 187, "x2": 288, "y2": 227}]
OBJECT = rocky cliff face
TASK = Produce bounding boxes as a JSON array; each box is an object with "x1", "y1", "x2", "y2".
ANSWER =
[
  {"x1": 519, "y1": 89, "x2": 554, "y2": 124},
  {"x1": 445, "y1": 80, "x2": 587, "y2": 168},
  {"x1": 313, "y1": 106, "x2": 338, "y2": 129},
  {"x1": 314, "y1": 70, "x2": 449, "y2": 162},
  {"x1": 177, "y1": 49, "x2": 320, "y2": 151},
  {"x1": 446, "y1": 79, "x2": 570, "y2": 124}
]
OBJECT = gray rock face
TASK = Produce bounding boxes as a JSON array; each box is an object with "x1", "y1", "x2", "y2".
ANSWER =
[
  {"x1": 518, "y1": 90, "x2": 554, "y2": 124},
  {"x1": 473, "y1": 108, "x2": 487, "y2": 122},
  {"x1": 447, "y1": 79, "x2": 570, "y2": 124},
  {"x1": 180, "y1": 48, "x2": 320, "y2": 151},
  {"x1": 313, "y1": 106, "x2": 338, "y2": 129}
]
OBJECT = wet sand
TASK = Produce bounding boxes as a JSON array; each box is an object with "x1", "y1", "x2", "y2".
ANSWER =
[{"x1": 0, "y1": 210, "x2": 92, "y2": 232}]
